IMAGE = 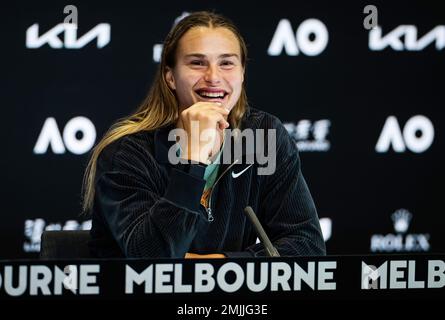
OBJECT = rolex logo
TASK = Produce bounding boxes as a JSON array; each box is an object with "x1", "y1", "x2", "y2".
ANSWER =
[
  {"x1": 371, "y1": 209, "x2": 430, "y2": 252},
  {"x1": 391, "y1": 209, "x2": 412, "y2": 234}
]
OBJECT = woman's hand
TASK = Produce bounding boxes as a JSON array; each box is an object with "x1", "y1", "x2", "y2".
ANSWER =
[{"x1": 178, "y1": 102, "x2": 229, "y2": 164}]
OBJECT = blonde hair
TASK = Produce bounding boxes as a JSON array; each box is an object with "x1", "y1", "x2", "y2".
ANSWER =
[{"x1": 82, "y1": 11, "x2": 249, "y2": 213}]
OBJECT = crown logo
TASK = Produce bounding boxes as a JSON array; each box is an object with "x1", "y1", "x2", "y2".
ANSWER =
[{"x1": 391, "y1": 209, "x2": 412, "y2": 233}]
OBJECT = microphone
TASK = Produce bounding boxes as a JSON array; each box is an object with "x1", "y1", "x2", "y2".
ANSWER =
[{"x1": 244, "y1": 206, "x2": 280, "y2": 257}]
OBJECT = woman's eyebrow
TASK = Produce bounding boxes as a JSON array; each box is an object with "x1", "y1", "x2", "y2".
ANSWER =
[
  {"x1": 219, "y1": 53, "x2": 239, "y2": 59},
  {"x1": 184, "y1": 53, "x2": 207, "y2": 59},
  {"x1": 184, "y1": 53, "x2": 240, "y2": 59}
]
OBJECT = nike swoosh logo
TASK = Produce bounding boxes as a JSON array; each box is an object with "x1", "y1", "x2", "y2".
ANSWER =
[{"x1": 232, "y1": 164, "x2": 253, "y2": 178}]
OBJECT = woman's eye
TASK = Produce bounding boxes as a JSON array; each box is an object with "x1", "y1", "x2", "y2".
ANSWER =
[
  {"x1": 191, "y1": 60, "x2": 204, "y2": 66},
  {"x1": 221, "y1": 61, "x2": 234, "y2": 66}
]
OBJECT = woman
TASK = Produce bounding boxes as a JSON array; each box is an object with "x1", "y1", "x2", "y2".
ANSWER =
[{"x1": 83, "y1": 11, "x2": 326, "y2": 258}]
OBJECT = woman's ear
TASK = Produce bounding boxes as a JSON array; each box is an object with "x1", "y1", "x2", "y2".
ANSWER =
[{"x1": 165, "y1": 67, "x2": 176, "y2": 90}]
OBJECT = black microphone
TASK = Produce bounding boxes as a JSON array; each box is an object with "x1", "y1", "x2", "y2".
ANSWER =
[{"x1": 244, "y1": 206, "x2": 280, "y2": 257}]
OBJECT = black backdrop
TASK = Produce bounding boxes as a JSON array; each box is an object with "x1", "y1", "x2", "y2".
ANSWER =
[{"x1": 1, "y1": 0, "x2": 444, "y2": 258}]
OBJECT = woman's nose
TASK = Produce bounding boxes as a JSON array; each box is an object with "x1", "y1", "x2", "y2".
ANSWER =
[{"x1": 204, "y1": 65, "x2": 221, "y2": 84}]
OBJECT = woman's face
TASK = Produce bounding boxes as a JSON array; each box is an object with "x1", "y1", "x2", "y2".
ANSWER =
[{"x1": 165, "y1": 26, "x2": 245, "y2": 113}]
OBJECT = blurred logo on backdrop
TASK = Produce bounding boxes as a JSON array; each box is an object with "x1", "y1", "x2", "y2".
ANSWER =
[
  {"x1": 33, "y1": 116, "x2": 96, "y2": 155},
  {"x1": 284, "y1": 119, "x2": 331, "y2": 152},
  {"x1": 370, "y1": 209, "x2": 430, "y2": 252},
  {"x1": 375, "y1": 115, "x2": 434, "y2": 153},
  {"x1": 23, "y1": 219, "x2": 92, "y2": 253},
  {"x1": 268, "y1": 18, "x2": 328, "y2": 56},
  {"x1": 369, "y1": 25, "x2": 445, "y2": 51},
  {"x1": 26, "y1": 23, "x2": 111, "y2": 49}
]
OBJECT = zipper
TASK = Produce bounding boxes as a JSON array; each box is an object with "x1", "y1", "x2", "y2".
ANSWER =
[
  {"x1": 206, "y1": 207, "x2": 214, "y2": 222},
  {"x1": 206, "y1": 159, "x2": 239, "y2": 222}
]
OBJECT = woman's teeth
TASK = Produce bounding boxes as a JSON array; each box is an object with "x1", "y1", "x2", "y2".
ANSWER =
[{"x1": 197, "y1": 91, "x2": 226, "y2": 98}]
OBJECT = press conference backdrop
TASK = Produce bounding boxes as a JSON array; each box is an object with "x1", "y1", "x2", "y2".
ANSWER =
[{"x1": 1, "y1": 1, "x2": 443, "y2": 258}]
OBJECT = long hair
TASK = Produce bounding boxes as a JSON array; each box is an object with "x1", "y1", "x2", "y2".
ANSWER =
[{"x1": 82, "y1": 11, "x2": 249, "y2": 213}]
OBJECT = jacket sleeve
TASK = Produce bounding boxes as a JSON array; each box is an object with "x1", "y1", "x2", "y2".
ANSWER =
[
  {"x1": 245, "y1": 116, "x2": 326, "y2": 257},
  {"x1": 94, "y1": 138, "x2": 208, "y2": 258}
]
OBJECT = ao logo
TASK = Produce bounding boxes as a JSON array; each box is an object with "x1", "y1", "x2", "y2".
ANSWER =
[
  {"x1": 34, "y1": 117, "x2": 96, "y2": 155},
  {"x1": 375, "y1": 115, "x2": 434, "y2": 153},
  {"x1": 268, "y1": 19, "x2": 328, "y2": 56},
  {"x1": 26, "y1": 23, "x2": 110, "y2": 49}
]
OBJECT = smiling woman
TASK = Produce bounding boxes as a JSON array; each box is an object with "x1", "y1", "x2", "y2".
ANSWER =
[
  {"x1": 165, "y1": 26, "x2": 244, "y2": 110},
  {"x1": 82, "y1": 11, "x2": 326, "y2": 259},
  {"x1": 165, "y1": 26, "x2": 245, "y2": 163}
]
